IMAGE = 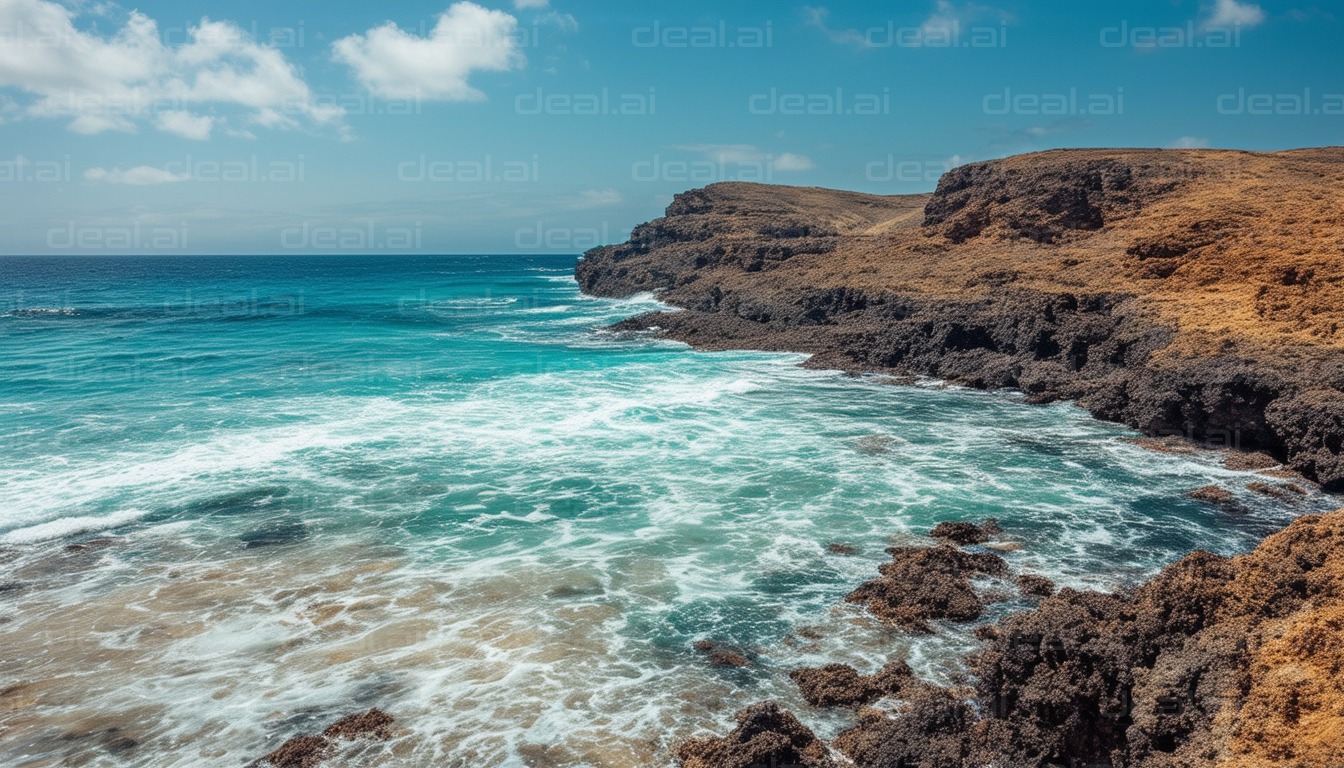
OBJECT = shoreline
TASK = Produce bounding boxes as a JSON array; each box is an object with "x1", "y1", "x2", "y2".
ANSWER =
[
  {"x1": 574, "y1": 148, "x2": 1344, "y2": 766},
  {"x1": 575, "y1": 148, "x2": 1344, "y2": 490}
]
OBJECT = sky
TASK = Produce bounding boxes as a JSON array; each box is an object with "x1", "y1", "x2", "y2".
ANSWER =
[{"x1": 0, "y1": 0, "x2": 1340, "y2": 254}]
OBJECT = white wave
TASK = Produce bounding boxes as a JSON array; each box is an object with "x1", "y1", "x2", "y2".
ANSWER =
[{"x1": 1, "y1": 507, "x2": 149, "y2": 544}]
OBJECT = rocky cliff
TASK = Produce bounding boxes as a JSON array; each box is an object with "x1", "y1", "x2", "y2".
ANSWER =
[{"x1": 576, "y1": 148, "x2": 1344, "y2": 487}]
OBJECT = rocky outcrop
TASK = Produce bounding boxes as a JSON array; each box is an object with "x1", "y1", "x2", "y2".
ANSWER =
[
  {"x1": 681, "y1": 510, "x2": 1344, "y2": 768},
  {"x1": 675, "y1": 702, "x2": 834, "y2": 768},
  {"x1": 844, "y1": 545, "x2": 1007, "y2": 633},
  {"x1": 576, "y1": 148, "x2": 1344, "y2": 487},
  {"x1": 262, "y1": 709, "x2": 395, "y2": 768},
  {"x1": 789, "y1": 662, "x2": 918, "y2": 707}
]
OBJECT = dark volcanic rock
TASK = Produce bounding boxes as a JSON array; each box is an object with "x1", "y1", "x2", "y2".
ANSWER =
[
  {"x1": 677, "y1": 511, "x2": 1344, "y2": 767},
  {"x1": 832, "y1": 687, "x2": 975, "y2": 768},
  {"x1": 693, "y1": 640, "x2": 751, "y2": 667},
  {"x1": 789, "y1": 661, "x2": 915, "y2": 707},
  {"x1": 675, "y1": 701, "x2": 834, "y2": 768},
  {"x1": 929, "y1": 521, "x2": 990, "y2": 545},
  {"x1": 845, "y1": 546, "x2": 1007, "y2": 632}
]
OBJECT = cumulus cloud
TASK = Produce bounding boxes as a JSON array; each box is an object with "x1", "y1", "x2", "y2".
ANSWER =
[
  {"x1": 84, "y1": 165, "x2": 190, "y2": 185},
  {"x1": 333, "y1": 2, "x2": 525, "y2": 101},
  {"x1": 673, "y1": 144, "x2": 815, "y2": 172},
  {"x1": 1202, "y1": 0, "x2": 1266, "y2": 28},
  {"x1": 1166, "y1": 136, "x2": 1212, "y2": 148},
  {"x1": 155, "y1": 110, "x2": 214, "y2": 140},
  {"x1": 0, "y1": 0, "x2": 340, "y2": 137}
]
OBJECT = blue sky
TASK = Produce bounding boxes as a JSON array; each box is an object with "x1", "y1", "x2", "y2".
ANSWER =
[{"x1": 0, "y1": 0, "x2": 1340, "y2": 254}]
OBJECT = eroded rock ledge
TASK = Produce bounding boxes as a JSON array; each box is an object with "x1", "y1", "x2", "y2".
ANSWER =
[{"x1": 576, "y1": 148, "x2": 1344, "y2": 487}]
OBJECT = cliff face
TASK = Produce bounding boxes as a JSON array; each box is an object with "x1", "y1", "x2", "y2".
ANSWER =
[{"x1": 576, "y1": 148, "x2": 1344, "y2": 487}]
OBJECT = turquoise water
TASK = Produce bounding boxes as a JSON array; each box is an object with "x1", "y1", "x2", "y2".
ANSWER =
[{"x1": 0, "y1": 255, "x2": 1333, "y2": 768}]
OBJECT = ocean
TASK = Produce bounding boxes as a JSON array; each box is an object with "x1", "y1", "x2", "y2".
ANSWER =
[{"x1": 0, "y1": 254, "x2": 1330, "y2": 768}]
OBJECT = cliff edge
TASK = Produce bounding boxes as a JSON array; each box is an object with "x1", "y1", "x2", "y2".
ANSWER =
[{"x1": 576, "y1": 148, "x2": 1344, "y2": 487}]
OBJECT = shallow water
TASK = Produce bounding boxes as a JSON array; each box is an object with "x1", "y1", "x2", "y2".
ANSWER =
[{"x1": 0, "y1": 254, "x2": 1334, "y2": 767}]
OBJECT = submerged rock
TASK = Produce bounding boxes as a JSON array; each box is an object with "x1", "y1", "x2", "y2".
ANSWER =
[
  {"x1": 1223, "y1": 451, "x2": 1280, "y2": 471},
  {"x1": 262, "y1": 709, "x2": 396, "y2": 767},
  {"x1": 1246, "y1": 481, "x2": 1307, "y2": 499},
  {"x1": 264, "y1": 736, "x2": 331, "y2": 768},
  {"x1": 825, "y1": 543, "x2": 857, "y2": 555},
  {"x1": 240, "y1": 520, "x2": 308, "y2": 549},
  {"x1": 675, "y1": 702, "x2": 833, "y2": 768},
  {"x1": 1188, "y1": 485, "x2": 1233, "y2": 503},
  {"x1": 693, "y1": 640, "x2": 751, "y2": 668},
  {"x1": 789, "y1": 661, "x2": 915, "y2": 707},
  {"x1": 845, "y1": 545, "x2": 1007, "y2": 632},
  {"x1": 322, "y1": 708, "x2": 395, "y2": 741}
]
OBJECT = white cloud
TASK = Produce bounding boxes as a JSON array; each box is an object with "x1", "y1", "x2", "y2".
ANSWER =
[
  {"x1": 0, "y1": 0, "x2": 338, "y2": 137},
  {"x1": 84, "y1": 165, "x2": 190, "y2": 185},
  {"x1": 774, "y1": 153, "x2": 815, "y2": 171},
  {"x1": 573, "y1": 188, "x2": 622, "y2": 208},
  {"x1": 155, "y1": 110, "x2": 214, "y2": 140},
  {"x1": 514, "y1": 0, "x2": 549, "y2": 7},
  {"x1": 920, "y1": 0, "x2": 960, "y2": 35},
  {"x1": 921, "y1": 1, "x2": 1011, "y2": 35},
  {"x1": 1165, "y1": 136, "x2": 1211, "y2": 148},
  {"x1": 333, "y1": 2, "x2": 525, "y2": 101},
  {"x1": 673, "y1": 144, "x2": 814, "y2": 172},
  {"x1": 802, "y1": 6, "x2": 869, "y2": 47},
  {"x1": 1202, "y1": 0, "x2": 1266, "y2": 28}
]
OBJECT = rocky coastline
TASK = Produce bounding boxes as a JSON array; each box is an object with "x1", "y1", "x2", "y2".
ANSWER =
[
  {"x1": 575, "y1": 148, "x2": 1344, "y2": 766},
  {"x1": 576, "y1": 148, "x2": 1344, "y2": 489}
]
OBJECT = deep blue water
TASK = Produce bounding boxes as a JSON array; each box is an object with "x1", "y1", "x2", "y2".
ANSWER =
[{"x1": 0, "y1": 254, "x2": 1330, "y2": 768}]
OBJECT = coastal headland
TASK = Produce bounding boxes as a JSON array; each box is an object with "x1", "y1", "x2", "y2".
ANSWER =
[
  {"x1": 576, "y1": 148, "x2": 1344, "y2": 767},
  {"x1": 577, "y1": 148, "x2": 1344, "y2": 488}
]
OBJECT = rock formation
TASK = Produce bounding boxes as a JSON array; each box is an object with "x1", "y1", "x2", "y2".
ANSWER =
[
  {"x1": 678, "y1": 509, "x2": 1344, "y2": 768},
  {"x1": 576, "y1": 148, "x2": 1344, "y2": 487}
]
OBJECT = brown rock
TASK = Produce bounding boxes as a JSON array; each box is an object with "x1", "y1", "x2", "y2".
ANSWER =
[
  {"x1": 1247, "y1": 481, "x2": 1308, "y2": 499},
  {"x1": 832, "y1": 687, "x2": 973, "y2": 768},
  {"x1": 264, "y1": 736, "x2": 331, "y2": 768},
  {"x1": 788, "y1": 661, "x2": 914, "y2": 707},
  {"x1": 825, "y1": 543, "x2": 857, "y2": 555},
  {"x1": 1015, "y1": 574, "x2": 1055, "y2": 597},
  {"x1": 845, "y1": 545, "x2": 1006, "y2": 631},
  {"x1": 1224, "y1": 451, "x2": 1281, "y2": 471},
  {"x1": 707, "y1": 649, "x2": 749, "y2": 668},
  {"x1": 1188, "y1": 485, "x2": 1233, "y2": 503},
  {"x1": 675, "y1": 701, "x2": 833, "y2": 768},
  {"x1": 694, "y1": 640, "x2": 750, "y2": 667},
  {"x1": 322, "y1": 708, "x2": 394, "y2": 741},
  {"x1": 929, "y1": 521, "x2": 989, "y2": 545}
]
